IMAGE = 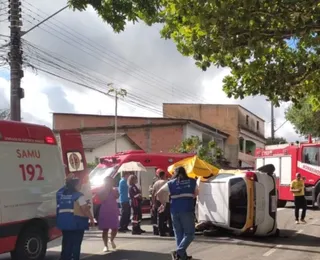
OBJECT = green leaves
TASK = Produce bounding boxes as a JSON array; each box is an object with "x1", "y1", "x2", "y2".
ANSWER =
[
  {"x1": 285, "y1": 97, "x2": 320, "y2": 138},
  {"x1": 69, "y1": 0, "x2": 320, "y2": 108},
  {"x1": 171, "y1": 136, "x2": 226, "y2": 167}
]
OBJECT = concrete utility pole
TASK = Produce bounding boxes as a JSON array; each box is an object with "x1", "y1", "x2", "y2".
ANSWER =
[
  {"x1": 9, "y1": 0, "x2": 24, "y2": 121},
  {"x1": 107, "y1": 84, "x2": 127, "y2": 153},
  {"x1": 271, "y1": 102, "x2": 275, "y2": 141}
]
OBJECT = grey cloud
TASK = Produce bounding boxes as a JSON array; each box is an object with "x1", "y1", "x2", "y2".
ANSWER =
[
  {"x1": 0, "y1": 0, "x2": 301, "y2": 140},
  {"x1": 41, "y1": 86, "x2": 76, "y2": 113}
]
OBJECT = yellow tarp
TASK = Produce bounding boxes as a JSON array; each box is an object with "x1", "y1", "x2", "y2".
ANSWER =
[{"x1": 167, "y1": 155, "x2": 220, "y2": 179}]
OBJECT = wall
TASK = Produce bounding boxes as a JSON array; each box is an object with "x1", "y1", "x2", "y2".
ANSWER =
[
  {"x1": 163, "y1": 104, "x2": 239, "y2": 166},
  {"x1": 53, "y1": 114, "x2": 175, "y2": 130},
  {"x1": 238, "y1": 106, "x2": 265, "y2": 138},
  {"x1": 85, "y1": 136, "x2": 137, "y2": 164},
  {"x1": 53, "y1": 113, "x2": 185, "y2": 154},
  {"x1": 183, "y1": 124, "x2": 225, "y2": 152}
]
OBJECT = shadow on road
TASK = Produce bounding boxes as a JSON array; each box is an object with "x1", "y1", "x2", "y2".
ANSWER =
[
  {"x1": 86, "y1": 228, "x2": 320, "y2": 255},
  {"x1": 87, "y1": 250, "x2": 200, "y2": 260}
]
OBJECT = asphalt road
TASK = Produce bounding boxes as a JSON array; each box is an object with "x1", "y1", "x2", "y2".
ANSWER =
[{"x1": 1, "y1": 205, "x2": 320, "y2": 260}]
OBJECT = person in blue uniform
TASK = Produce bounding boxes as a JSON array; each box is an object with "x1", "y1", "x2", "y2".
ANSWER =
[
  {"x1": 56, "y1": 176, "x2": 94, "y2": 260},
  {"x1": 157, "y1": 167, "x2": 198, "y2": 260}
]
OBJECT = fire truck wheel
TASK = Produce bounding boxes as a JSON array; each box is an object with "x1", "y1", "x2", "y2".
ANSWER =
[
  {"x1": 11, "y1": 226, "x2": 47, "y2": 260},
  {"x1": 316, "y1": 193, "x2": 320, "y2": 210}
]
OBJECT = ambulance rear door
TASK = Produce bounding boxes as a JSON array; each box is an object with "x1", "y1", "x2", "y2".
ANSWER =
[{"x1": 56, "y1": 130, "x2": 92, "y2": 211}]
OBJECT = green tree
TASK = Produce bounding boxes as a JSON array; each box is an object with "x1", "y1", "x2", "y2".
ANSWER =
[
  {"x1": 87, "y1": 162, "x2": 98, "y2": 170},
  {"x1": 285, "y1": 98, "x2": 320, "y2": 138},
  {"x1": 69, "y1": 0, "x2": 320, "y2": 108},
  {"x1": 0, "y1": 109, "x2": 10, "y2": 120},
  {"x1": 266, "y1": 137, "x2": 287, "y2": 145},
  {"x1": 171, "y1": 136, "x2": 229, "y2": 167}
]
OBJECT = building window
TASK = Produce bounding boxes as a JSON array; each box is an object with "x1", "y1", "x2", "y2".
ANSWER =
[
  {"x1": 302, "y1": 147, "x2": 319, "y2": 166},
  {"x1": 246, "y1": 115, "x2": 249, "y2": 125},
  {"x1": 256, "y1": 121, "x2": 260, "y2": 131}
]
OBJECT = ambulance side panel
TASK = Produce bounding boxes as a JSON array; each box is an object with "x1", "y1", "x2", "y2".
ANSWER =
[{"x1": 0, "y1": 139, "x2": 65, "y2": 253}]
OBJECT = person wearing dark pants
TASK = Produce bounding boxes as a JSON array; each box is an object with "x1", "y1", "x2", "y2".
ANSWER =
[
  {"x1": 157, "y1": 167, "x2": 198, "y2": 260},
  {"x1": 118, "y1": 172, "x2": 131, "y2": 232},
  {"x1": 128, "y1": 175, "x2": 145, "y2": 235},
  {"x1": 290, "y1": 173, "x2": 307, "y2": 224},
  {"x1": 157, "y1": 200, "x2": 174, "y2": 236},
  {"x1": 61, "y1": 230, "x2": 84, "y2": 260},
  {"x1": 119, "y1": 202, "x2": 131, "y2": 231},
  {"x1": 56, "y1": 175, "x2": 94, "y2": 260},
  {"x1": 152, "y1": 170, "x2": 173, "y2": 236}
]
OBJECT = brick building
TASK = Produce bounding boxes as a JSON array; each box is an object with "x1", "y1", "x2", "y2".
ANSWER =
[
  {"x1": 163, "y1": 104, "x2": 266, "y2": 167},
  {"x1": 53, "y1": 113, "x2": 229, "y2": 156}
]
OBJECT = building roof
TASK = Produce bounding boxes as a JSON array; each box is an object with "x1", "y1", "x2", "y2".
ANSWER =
[
  {"x1": 53, "y1": 113, "x2": 229, "y2": 137},
  {"x1": 162, "y1": 103, "x2": 266, "y2": 122},
  {"x1": 81, "y1": 133, "x2": 124, "y2": 150},
  {"x1": 80, "y1": 133, "x2": 141, "y2": 150}
]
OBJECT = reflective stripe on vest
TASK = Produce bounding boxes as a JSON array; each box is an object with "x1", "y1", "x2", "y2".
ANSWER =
[
  {"x1": 171, "y1": 193, "x2": 194, "y2": 199},
  {"x1": 59, "y1": 209, "x2": 74, "y2": 213}
]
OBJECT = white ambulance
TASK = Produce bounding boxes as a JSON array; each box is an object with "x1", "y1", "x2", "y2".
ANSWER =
[{"x1": 0, "y1": 120, "x2": 90, "y2": 260}]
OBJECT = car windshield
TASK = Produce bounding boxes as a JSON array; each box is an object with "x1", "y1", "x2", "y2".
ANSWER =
[
  {"x1": 89, "y1": 165, "x2": 118, "y2": 186},
  {"x1": 229, "y1": 177, "x2": 248, "y2": 229}
]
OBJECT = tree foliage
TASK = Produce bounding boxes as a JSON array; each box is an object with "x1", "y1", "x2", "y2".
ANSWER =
[
  {"x1": 87, "y1": 161, "x2": 98, "y2": 170},
  {"x1": 69, "y1": 0, "x2": 320, "y2": 108},
  {"x1": 285, "y1": 98, "x2": 320, "y2": 138},
  {"x1": 0, "y1": 109, "x2": 10, "y2": 120},
  {"x1": 171, "y1": 136, "x2": 229, "y2": 167},
  {"x1": 266, "y1": 137, "x2": 287, "y2": 145}
]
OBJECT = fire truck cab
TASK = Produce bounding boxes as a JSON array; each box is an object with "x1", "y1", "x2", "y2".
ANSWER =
[{"x1": 255, "y1": 142, "x2": 320, "y2": 208}]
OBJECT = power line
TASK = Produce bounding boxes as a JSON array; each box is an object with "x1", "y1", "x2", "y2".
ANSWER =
[
  {"x1": 21, "y1": 1, "x2": 206, "y2": 103},
  {"x1": 22, "y1": 39, "x2": 172, "y2": 106},
  {"x1": 22, "y1": 40, "x2": 165, "y2": 114},
  {"x1": 275, "y1": 120, "x2": 288, "y2": 133}
]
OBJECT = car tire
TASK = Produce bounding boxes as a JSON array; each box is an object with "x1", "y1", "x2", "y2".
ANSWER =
[
  {"x1": 10, "y1": 226, "x2": 47, "y2": 260},
  {"x1": 277, "y1": 199, "x2": 287, "y2": 208},
  {"x1": 273, "y1": 228, "x2": 280, "y2": 237},
  {"x1": 315, "y1": 193, "x2": 320, "y2": 210}
]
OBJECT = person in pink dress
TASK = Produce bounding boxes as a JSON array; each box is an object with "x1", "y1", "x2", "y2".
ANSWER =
[{"x1": 98, "y1": 176, "x2": 120, "y2": 252}]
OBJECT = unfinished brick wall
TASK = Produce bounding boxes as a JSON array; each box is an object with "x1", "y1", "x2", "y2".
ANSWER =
[
  {"x1": 53, "y1": 114, "x2": 184, "y2": 153},
  {"x1": 163, "y1": 104, "x2": 240, "y2": 166}
]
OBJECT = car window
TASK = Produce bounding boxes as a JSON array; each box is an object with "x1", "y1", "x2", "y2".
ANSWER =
[
  {"x1": 229, "y1": 177, "x2": 247, "y2": 229},
  {"x1": 214, "y1": 173, "x2": 234, "y2": 179},
  {"x1": 302, "y1": 147, "x2": 320, "y2": 166},
  {"x1": 89, "y1": 165, "x2": 118, "y2": 186}
]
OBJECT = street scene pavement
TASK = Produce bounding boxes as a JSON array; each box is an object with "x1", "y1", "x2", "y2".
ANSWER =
[{"x1": 1, "y1": 205, "x2": 319, "y2": 260}]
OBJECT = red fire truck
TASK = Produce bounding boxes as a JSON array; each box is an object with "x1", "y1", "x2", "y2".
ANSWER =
[
  {"x1": 255, "y1": 141, "x2": 320, "y2": 208},
  {"x1": 89, "y1": 150, "x2": 194, "y2": 219}
]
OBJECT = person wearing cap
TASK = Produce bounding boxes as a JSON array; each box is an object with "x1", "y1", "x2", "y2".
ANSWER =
[
  {"x1": 152, "y1": 169, "x2": 174, "y2": 237},
  {"x1": 56, "y1": 176, "x2": 94, "y2": 260},
  {"x1": 290, "y1": 173, "x2": 307, "y2": 224}
]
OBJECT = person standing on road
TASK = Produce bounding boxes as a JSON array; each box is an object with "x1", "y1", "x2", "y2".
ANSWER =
[
  {"x1": 128, "y1": 174, "x2": 146, "y2": 235},
  {"x1": 56, "y1": 176, "x2": 95, "y2": 260},
  {"x1": 98, "y1": 176, "x2": 119, "y2": 252},
  {"x1": 118, "y1": 172, "x2": 131, "y2": 232},
  {"x1": 157, "y1": 167, "x2": 198, "y2": 260},
  {"x1": 152, "y1": 169, "x2": 174, "y2": 237},
  {"x1": 290, "y1": 173, "x2": 307, "y2": 224}
]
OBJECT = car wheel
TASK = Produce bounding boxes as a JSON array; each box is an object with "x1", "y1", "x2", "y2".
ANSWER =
[
  {"x1": 11, "y1": 226, "x2": 47, "y2": 260},
  {"x1": 315, "y1": 193, "x2": 320, "y2": 210},
  {"x1": 277, "y1": 200, "x2": 287, "y2": 208}
]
